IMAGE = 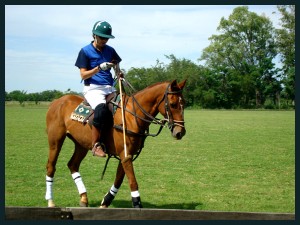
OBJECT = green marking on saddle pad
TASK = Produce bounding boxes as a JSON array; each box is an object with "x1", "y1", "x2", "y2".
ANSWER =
[
  {"x1": 70, "y1": 103, "x2": 92, "y2": 122},
  {"x1": 75, "y1": 104, "x2": 91, "y2": 115}
]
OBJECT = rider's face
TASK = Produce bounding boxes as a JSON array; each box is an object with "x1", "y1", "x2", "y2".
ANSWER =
[{"x1": 94, "y1": 35, "x2": 109, "y2": 49}]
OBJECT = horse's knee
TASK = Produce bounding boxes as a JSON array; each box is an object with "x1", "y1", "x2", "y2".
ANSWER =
[{"x1": 121, "y1": 160, "x2": 138, "y2": 191}]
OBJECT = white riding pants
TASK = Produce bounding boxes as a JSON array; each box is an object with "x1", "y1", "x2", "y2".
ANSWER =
[{"x1": 83, "y1": 84, "x2": 116, "y2": 109}]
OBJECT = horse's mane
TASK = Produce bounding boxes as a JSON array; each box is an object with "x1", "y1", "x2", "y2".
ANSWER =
[{"x1": 132, "y1": 81, "x2": 169, "y2": 96}]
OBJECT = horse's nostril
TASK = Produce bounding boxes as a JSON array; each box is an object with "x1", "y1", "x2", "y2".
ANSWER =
[{"x1": 176, "y1": 132, "x2": 182, "y2": 139}]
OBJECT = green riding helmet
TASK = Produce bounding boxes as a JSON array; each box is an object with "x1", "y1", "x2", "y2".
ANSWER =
[{"x1": 92, "y1": 21, "x2": 115, "y2": 39}]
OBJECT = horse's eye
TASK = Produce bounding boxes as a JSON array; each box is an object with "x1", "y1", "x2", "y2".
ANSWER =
[{"x1": 170, "y1": 103, "x2": 177, "y2": 108}]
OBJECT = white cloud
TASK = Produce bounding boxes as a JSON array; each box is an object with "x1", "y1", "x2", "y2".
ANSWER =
[{"x1": 5, "y1": 5, "x2": 280, "y2": 93}]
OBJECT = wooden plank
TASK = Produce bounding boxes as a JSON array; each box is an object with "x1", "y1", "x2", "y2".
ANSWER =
[
  {"x1": 5, "y1": 207, "x2": 295, "y2": 220},
  {"x1": 5, "y1": 206, "x2": 72, "y2": 220},
  {"x1": 69, "y1": 208, "x2": 295, "y2": 220}
]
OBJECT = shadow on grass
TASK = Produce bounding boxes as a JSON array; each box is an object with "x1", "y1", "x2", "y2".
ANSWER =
[{"x1": 89, "y1": 199, "x2": 203, "y2": 210}]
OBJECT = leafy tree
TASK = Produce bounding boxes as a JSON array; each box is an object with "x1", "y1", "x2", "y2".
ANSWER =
[
  {"x1": 5, "y1": 91, "x2": 11, "y2": 101},
  {"x1": 275, "y1": 5, "x2": 295, "y2": 105},
  {"x1": 5, "y1": 89, "x2": 79, "y2": 104},
  {"x1": 125, "y1": 66, "x2": 160, "y2": 91},
  {"x1": 164, "y1": 55, "x2": 207, "y2": 107},
  {"x1": 126, "y1": 55, "x2": 207, "y2": 108},
  {"x1": 27, "y1": 92, "x2": 42, "y2": 104},
  {"x1": 200, "y1": 6, "x2": 279, "y2": 108},
  {"x1": 7, "y1": 90, "x2": 28, "y2": 105},
  {"x1": 40, "y1": 90, "x2": 64, "y2": 101}
]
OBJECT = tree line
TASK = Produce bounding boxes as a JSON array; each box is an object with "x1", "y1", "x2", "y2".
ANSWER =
[
  {"x1": 5, "y1": 6, "x2": 295, "y2": 109},
  {"x1": 125, "y1": 6, "x2": 295, "y2": 109},
  {"x1": 5, "y1": 89, "x2": 79, "y2": 106}
]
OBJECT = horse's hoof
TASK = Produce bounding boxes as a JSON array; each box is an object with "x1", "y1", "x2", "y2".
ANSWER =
[
  {"x1": 99, "y1": 205, "x2": 107, "y2": 208},
  {"x1": 79, "y1": 201, "x2": 88, "y2": 207},
  {"x1": 80, "y1": 195, "x2": 88, "y2": 207},
  {"x1": 48, "y1": 200, "x2": 55, "y2": 207}
]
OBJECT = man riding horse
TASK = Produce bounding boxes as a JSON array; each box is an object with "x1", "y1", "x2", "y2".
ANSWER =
[{"x1": 75, "y1": 20, "x2": 123, "y2": 157}]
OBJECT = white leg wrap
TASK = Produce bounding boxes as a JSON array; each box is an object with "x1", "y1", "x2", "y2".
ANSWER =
[
  {"x1": 72, "y1": 172, "x2": 87, "y2": 195},
  {"x1": 109, "y1": 185, "x2": 119, "y2": 196},
  {"x1": 131, "y1": 190, "x2": 140, "y2": 198},
  {"x1": 45, "y1": 175, "x2": 54, "y2": 200}
]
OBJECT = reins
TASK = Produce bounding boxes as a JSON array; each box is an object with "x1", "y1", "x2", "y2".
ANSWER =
[
  {"x1": 113, "y1": 79, "x2": 185, "y2": 133},
  {"x1": 101, "y1": 78, "x2": 185, "y2": 180},
  {"x1": 111, "y1": 79, "x2": 169, "y2": 136}
]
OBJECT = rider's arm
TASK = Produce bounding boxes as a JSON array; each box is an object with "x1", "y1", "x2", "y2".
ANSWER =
[
  {"x1": 80, "y1": 67, "x2": 99, "y2": 80},
  {"x1": 113, "y1": 63, "x2": 124, "y2": 78}
]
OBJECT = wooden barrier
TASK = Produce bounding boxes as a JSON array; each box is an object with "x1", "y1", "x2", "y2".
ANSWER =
[{"x1": 5, "y1": 206, "x2": 295, "y2": 220}]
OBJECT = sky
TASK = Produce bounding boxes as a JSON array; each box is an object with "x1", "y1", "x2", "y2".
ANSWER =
[{"x1": 5, "y1": 5, "x2": 282, "y2": 93}]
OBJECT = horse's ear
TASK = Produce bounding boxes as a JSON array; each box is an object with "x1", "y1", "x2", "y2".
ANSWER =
[
  {"x1": 170, "y1": 80, "x2": 178, "y2": 90},
  {"x1": 178, "y1": 79, "x2": 187, "y2": 90}
]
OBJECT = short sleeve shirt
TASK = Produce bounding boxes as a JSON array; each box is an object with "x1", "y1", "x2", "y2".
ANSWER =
[{"x1": 75, "y1": 42, "x2": 122, "y2": 86}]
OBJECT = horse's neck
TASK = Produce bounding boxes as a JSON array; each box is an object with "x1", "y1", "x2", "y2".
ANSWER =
[{"x1": 131, "y1": 82, "x2": 167, "y2": 118}]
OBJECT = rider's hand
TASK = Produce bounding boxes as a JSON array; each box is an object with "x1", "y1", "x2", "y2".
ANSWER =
[
  {"x1": 98, "y1": 62, "x2": 114, "y2": 71},
  {"x1": 118, "y1": 72, "x2": 124, "y2": 79}
]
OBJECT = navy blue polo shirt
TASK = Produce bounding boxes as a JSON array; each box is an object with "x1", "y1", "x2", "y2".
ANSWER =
[{"x1": 75, "y1": 42, "x2": 122, "y2": 86}]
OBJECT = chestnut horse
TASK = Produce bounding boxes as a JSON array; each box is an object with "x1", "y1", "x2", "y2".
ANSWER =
[{"x1": 45, "y1": 79, "x2": 186, "y2": 208}]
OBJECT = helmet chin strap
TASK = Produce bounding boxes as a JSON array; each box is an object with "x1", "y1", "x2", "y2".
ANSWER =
[{"x1": 94, "y1": 36, "x2": 102, "y2": 51}]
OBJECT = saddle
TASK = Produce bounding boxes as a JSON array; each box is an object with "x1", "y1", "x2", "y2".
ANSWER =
[
  {"x1": 70, "y1": 93, "x2": 120, "y2": 126},
  {"x1": 70, "y1": 92, "x2": 151, "y2": 174}
]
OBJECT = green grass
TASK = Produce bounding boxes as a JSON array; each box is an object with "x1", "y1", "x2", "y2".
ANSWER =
[{"x1": 5, "y1": 104, "x2": 295, "y2": 213}]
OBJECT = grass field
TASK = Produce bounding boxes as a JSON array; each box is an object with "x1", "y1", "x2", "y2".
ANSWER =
[{"x1": 5, "y1": 103, "x2": 295, "y2": 213}]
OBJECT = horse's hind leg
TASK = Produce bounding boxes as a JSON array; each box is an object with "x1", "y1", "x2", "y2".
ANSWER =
[
  {"x1": 67, "y1": 143, "x2": 89, "y2": 207},
  {"x1": 45, "y1": 129, "x2": 66, "y2": 207},
  {"x1": 100, "y1": 161, "x2": 125, "y2": 208}
]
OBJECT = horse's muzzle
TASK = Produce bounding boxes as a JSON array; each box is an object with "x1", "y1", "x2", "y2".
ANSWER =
[{"x1": 172, "y1": 126, "x2": 186, "y2": 140}]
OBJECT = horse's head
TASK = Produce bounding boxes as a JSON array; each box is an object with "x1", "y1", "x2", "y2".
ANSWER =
[{"x1": 159, "y1": 80, "x2": 187, "y2": 140}]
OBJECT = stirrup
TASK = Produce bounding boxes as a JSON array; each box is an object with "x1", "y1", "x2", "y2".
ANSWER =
[{"x1": 92, "y1": 142, "x2": 106, "y2": 157}]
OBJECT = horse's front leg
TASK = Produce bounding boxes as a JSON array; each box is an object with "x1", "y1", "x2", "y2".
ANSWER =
[
  {"x1": 122, "y1": 157, "x2": 143, "y2": 208},
  {"x1": 100, "y1": 161, "x2": 125, "y2": 208}
]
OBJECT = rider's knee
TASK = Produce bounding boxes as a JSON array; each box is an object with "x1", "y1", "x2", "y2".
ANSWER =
[{"x1": 93, "y1": 103, "x2": 113, "y2": 129}]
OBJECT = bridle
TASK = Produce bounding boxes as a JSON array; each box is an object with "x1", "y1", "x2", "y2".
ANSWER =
[
  {"x1": 158, "y1": 83, "x2": 185, "y2": 131},
  {"x1": 112, "y1": 81, "x2": 185, "y2": 136},
  {"x1": 112, "y1": 65, "x2": 185, "y2": 133}
]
